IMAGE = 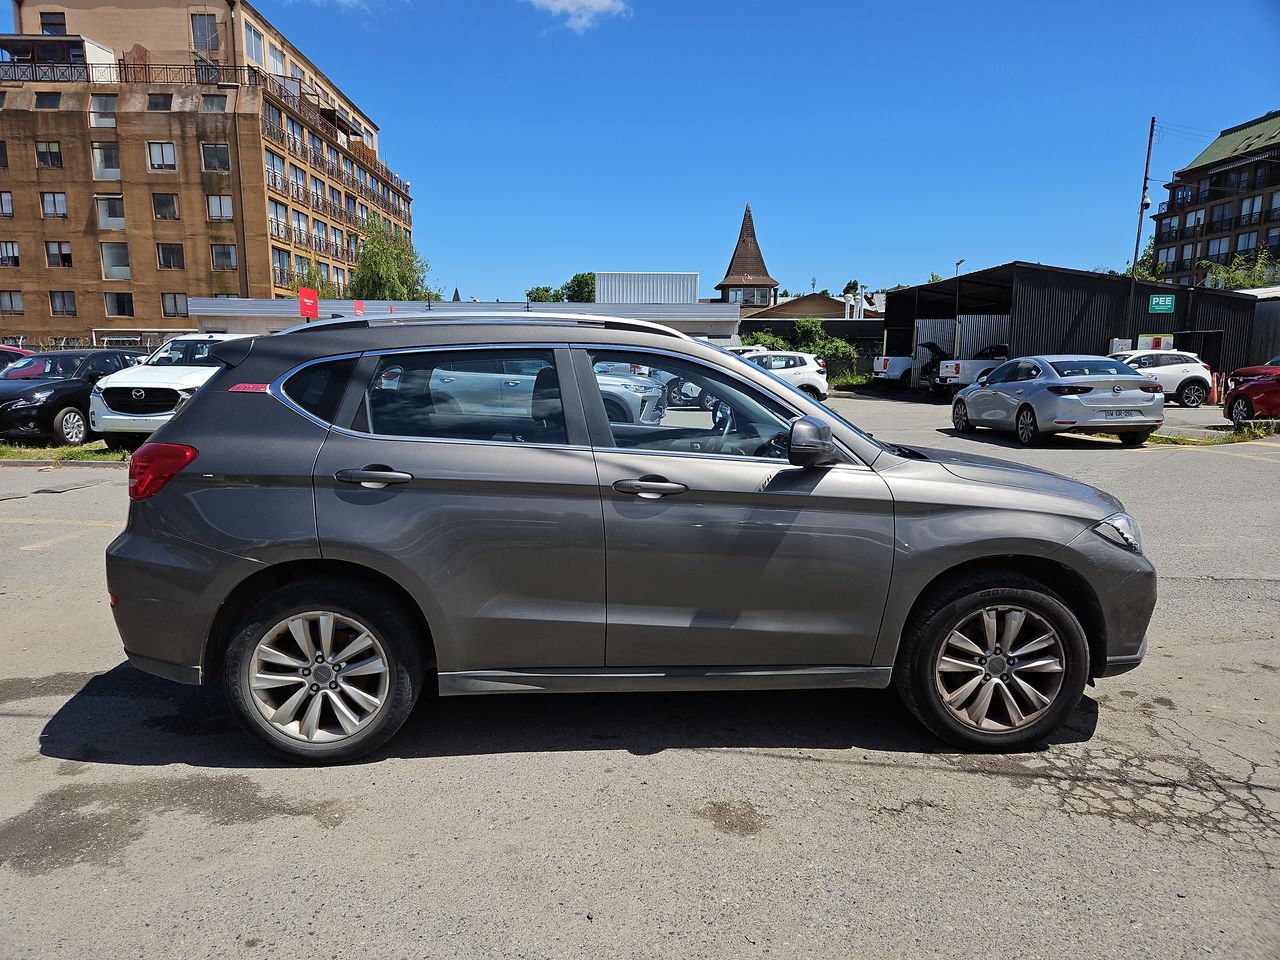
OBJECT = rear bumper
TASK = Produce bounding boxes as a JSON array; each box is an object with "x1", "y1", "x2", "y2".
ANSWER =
[{"x1": 1047, "y1": 408, "x2": 1164, "y2": 434}]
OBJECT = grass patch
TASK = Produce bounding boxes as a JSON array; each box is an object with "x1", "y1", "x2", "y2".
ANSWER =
[
  {"x1": 832, "y1": 373, "x2": 874, "y2": 390},
  {"x1": 0, "y1": 440, "x2": 129, "y2": 463},
  {"x1": 1144, "y1": 422, "x2": 1276, "y2": 446}
]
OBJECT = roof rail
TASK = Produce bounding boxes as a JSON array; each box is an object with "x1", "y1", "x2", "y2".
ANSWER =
[{"x1": 273, "y1": 311, "x2": 692, "y2": 340}]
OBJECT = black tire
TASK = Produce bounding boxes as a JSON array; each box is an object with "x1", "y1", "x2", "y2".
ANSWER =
[
  {"x1": 1176, "y1": 379, "x2": 1208, "y2": 408},
  {"x1": 223, "y1": 579, "x2": 428, "y2": 763},
  {"x1": 1014, "y1": 405, "x2": 1042, "y2": 446},
  {"x1": 104, "y1": 432, "x2": 149, "y2": 453},
  {"x1": 800, "y1": 385, "x2": 822, "y2": 401},
  {"x1": 666, "y1": 379, "x2": 685, "y2": 407},
  {"x1": 1229, "y1": 397, "x2": 1253, "y2": 425},
  {"x1": 52, "y1": 406, "x2": 89, "y2": 445},
  {"x1": 1119, "y1": 430, "x2": 1152, "y2": 447},
  {"x1": 893, "y1": 571, "x2": 1090, "y2": 751},
  {"x1": 698, "y1": 390, "x2": 718, "y2": 411},
  {"x1": 951, "y1": 399, "x2": 976, "y2": 433},
  {"x1": 602, "y1": 397, "x2": 632, "y2": 423},
  {"x1": 898, "y1": 370, "x2": 911, "y2": 389}
]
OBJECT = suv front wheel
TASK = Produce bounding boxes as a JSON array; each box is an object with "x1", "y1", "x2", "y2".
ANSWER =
[
  {"x1": 894, "y1": 572, "x2": 1089, "y2": 750},
  {"x1": 223, "y1": 580, "x2": 427, "y2": 763}
]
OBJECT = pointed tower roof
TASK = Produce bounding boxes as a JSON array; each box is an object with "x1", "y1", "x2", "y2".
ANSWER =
[
  {"x1": 451, "y1": 287, "x2": 461, "y2": 301},
  {"x1": 715, "y1": 203, "x2": 778, "y2": 291}
]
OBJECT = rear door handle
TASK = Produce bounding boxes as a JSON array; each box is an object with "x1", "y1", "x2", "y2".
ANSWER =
[
  {"x1": 505, "y1": 379, "x2": 522, "y2": 386},
  {"x1": 335, "y1": 467, "x2": 414, "y2": 489},
  {"x1": 612, "y1": 477, "x2": 688, "y2": 499}
]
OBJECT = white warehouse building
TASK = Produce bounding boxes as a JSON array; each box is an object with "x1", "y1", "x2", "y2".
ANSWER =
[{"x1": 594, "y1": 272, "x2": 700, "y2": 304}]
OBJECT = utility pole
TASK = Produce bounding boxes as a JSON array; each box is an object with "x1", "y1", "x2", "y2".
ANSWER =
[{"x1": 1128, "y1": 116, "x2": 1156, "y2": 329}]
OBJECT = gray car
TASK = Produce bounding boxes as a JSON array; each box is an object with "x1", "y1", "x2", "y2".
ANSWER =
[
  {"x1": 106, "y1": 314, "x2": 1156, "y2": 762},
  {"x1": 951, "y1": 355, "x2": 1165, "y2": 447}
]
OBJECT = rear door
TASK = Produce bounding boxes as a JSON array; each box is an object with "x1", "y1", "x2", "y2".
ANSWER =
[
  {"x1": 575, "y1": 347, "x2": 895, "y2": 668},
  {"x1": 312, "y1": 345, "x2": 606, "y2": 673}
]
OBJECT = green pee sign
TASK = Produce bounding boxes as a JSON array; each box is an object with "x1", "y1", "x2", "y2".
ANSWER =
[{"x1": 1148, "y1": 294, "x2": 1175, "y2": 314}]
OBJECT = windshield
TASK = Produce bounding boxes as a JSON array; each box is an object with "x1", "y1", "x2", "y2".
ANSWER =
[
  {"x1": 0, "y1": 354, "x2": 85, "y2": 380},
  {"x1": 146, "y1": 339, "x2": 221, "y2": 367},
  {"x1": 1050, "y1": 358, "x2": 1141, "y2": 378}
]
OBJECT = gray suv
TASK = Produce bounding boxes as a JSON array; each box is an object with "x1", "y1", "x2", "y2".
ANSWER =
[{"x1": 106, "y1": 314, "x2": 1155, "y2": 762}]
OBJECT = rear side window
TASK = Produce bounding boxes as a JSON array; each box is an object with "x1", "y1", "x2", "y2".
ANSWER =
[
  {"x1": 283, "y1": 357, "x2": 358, "y2": 423},
  {"x1": 357, "y1": 349, "x2": 566, "y2": 445}
]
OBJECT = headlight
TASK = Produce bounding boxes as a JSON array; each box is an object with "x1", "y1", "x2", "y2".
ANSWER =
[
  {"x1": 1094, "y1": 513, "x2": 1143, "y2": 554},
  {"x1": 91, "y1": 383, "x2": 104, "y2": 396},
  {"x1": 620, "y1": 383, "x2": 649, "y2": 394},
  {"x1": 174, "y1": 387, "x2": 197, "y2": 411},
  {"x1": 10, "y1": 389, "x2": 54, "y2": 409}
]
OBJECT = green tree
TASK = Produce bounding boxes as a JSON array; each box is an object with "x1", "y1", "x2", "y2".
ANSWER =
[
  {"x1": 561, "y1": 272, "x2": 595, "y2": 303},
  {"x1": 348, "y1": 215, "x2": 441, "y2": 301},
  {"x1": 1121, "y1": 235, "x2": 1162, "y2": 281},
  {"x1": 740, "y1": 329, "x2": 788, "y2": 351},
  {"x1": 788, "y1": 316, "x2": 859, "y2": 381},
  {"x1": 816, "y1": 288, "x2": 831, "y2": 297},
  {"x1": 842, "y1": 279, "x2": 860, "y2": 296},
  {"x1": 779, "y1": 288, "x2": 791, "y2": 298},
  {"x1": 290, "y1": 261, "x2": 339, "y2": 300},
  {"x1": 525, "y1": 285, "x2": 562, "y2": 302},
  {"x1": 929, "y1": 272, "x2": 944, "y2": 283},
  {"x1": 1201, "y1": 247, "x2": 1279, "y2": 290}
]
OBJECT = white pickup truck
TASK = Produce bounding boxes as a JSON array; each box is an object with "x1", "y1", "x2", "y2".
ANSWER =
[
  {"x1": 934, "y1": 344, "x2": 1009, "y2": 391},
  {"x1": 872, "y1": 355, "x2": 913, "y2": 384}
]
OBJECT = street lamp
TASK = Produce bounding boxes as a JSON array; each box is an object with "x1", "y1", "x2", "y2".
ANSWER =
[
  {"x1": 955, "y1": 258, "x2": 965, "y2": 277},
  {"x1": 953, "y1": 260, "x2": 966, "y2": 359}
]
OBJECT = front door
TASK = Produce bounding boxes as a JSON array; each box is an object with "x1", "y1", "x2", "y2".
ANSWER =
[
  {"x1": 576, "y1": 348, "x2": 895, "y2": 668},
  {"x1": 965, "y1": 359, "x2": 1017, "y2": 424},
  {"x1": 311, "y1": 346, "x2": 606, "y2": 673}
]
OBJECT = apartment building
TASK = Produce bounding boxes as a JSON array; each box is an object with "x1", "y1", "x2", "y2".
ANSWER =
[
  {"x1": 0, "y1": 0, "x2": 412, "y2": 344},
  {"x1": 1151, "y1": 110, "x2": 1280, "y2": 286}
]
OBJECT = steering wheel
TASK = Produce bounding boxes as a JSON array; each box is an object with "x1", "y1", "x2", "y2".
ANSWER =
[
  {"x1": 711, "y1": 401, "x2": 736, "y2": 452},
  {"x1": 752, "y1": 430, "x2": 790, "y2": 459}
]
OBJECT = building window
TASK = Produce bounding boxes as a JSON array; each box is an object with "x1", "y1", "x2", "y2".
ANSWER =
[
  {"x1": 162, "y1": 293, "x2": 189, "y2": 318},
  {"x1": 1156, "y1": 247, "x2": 1175, "y2": 273},
  {"x1": 35, "y1": 92, "x2": 61, "y2": 110},
  {"x1": 50, "y1": 291, "x2": 76, "y2": 316},
  {"x1": 0, "y1": 142, "x2": 6, "y2": 167},
  {"x1": 0, "y1": 192, "x2": 10, "y2": 217},
  {"x1": 104, "y1": 292, "x2": 134, "y2": 317},
  {"x1": 89, "y1": 94, "x2": 117, "y2": 127},
  {"x1": 147, "y1": 93, "x2": 173, "y2": 112},
  {"x1": 201, "y1": 143, "x2": 230, "y2": 172},
  {"x1": 152, "y1": 193, "x2": 180, "y2": 220},
  {"x1": 0, "y1": 242, "x2": 18, "y2": 267},
  {"x1": 290, "y1": 63, "x2": 303, "y2": 81},
  {"x1": 1209, "y1": 203, "x2": 1232, "y2": 229},
  {"x1": 39, "y1": 192, "x2": 67, "y2": 218},
  {"x1": 292, "y1": 210, "x2": 308, "y2": 236},
  {"x1": 0, "y1": 292, "x2": 23, "y2": 315},
  {"x1": 157, "y1": 243, "x2": 185, "y2": 269},
  {"x1": 211, "y1": 244, "x2": 238, "y2": 270},
  {"x1": 96, "y1": 195, "x2": 125, "y2": 230},
  {"x1": 1207, "y1": 236, "x2": 1231, "y2": 262},
  {"x1": 100, "y1": 242, "x2": 130, "y2": 280},
  {"x1": 271, "y1": 247, "x2": 291, "y2": 284},
  {"x1": 191, "y1": 13, "x2": 218, "y2": 51},
  {"x1": 91, "y1": 142, "x2": 120, "y2": 180},
  {"x1": 244, "y1": 22, "x2": 264, "y2": 65},
  {"x1": 1269, "y1": 227, "x2": 1280, "y2": 253},
  {"x1": 36, "y1": 140, "x2": 62, "y2": 168},
  {"x1": 201, "y1": 94, "x2": 227, "y2": 113},
  {"x1": 45, "y1": 241, "x2": 72, "y2": 267},
  {"x1": 41, "y1": 11, "x2": 67, "y2": 34},
  {"x1": 147, "y1": 141, "x2": 177, "y2": 171},
  {"x1": 358, "y1": 202, "x2": 368, "y2": 221},
  {"x1": 268, "y1": 44, "x2": 285, "y2": 75},
  {"x1": 1237, "y1": 232, "x2": 1258, "y2": 254},
  {"x1": 206, "y1": 194, "x2": 233, "y2": 220}
]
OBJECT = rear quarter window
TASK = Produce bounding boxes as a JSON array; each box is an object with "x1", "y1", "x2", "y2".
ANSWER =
[{"x1": 282, "y1": 358, "x2": 358, "y2": 424}]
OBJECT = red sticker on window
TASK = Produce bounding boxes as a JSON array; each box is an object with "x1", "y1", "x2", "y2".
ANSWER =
[{"x1": 229, "y1": 383, "x2": 269, "y2": 393}]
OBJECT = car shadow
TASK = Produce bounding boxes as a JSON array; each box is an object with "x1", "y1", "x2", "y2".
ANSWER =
[
  {"x1": 39, "y1": 662, "x2": 1100, "y2": 769},
  {"x1": 934, "y1": 427, "x2": 1131, "y2": 451}
]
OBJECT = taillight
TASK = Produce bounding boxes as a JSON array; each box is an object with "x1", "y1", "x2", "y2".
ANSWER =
[
  {"x1": 129, "y1": 442, "x2": 198, "y2": 501},
  {"x1": 1140, "y1": 383, "x2": 1164, "y2": 394},
  {"x1": 815, "y1": 359, "x2": 826, "y2": 370},
  {"x1": 1201, "y1": 364, "x2": 1211, "y2": 373},
  {"x1": 1047, "y1": 385, "x2": 1094, "y2": 395}
]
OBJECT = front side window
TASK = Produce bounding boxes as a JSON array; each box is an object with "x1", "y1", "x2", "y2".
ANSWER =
[
  {"x1": 153, "y1": 193, "x2": 180, "y2": 220},
  {"x1": 201, "y1": 143, "x2": 230, "y2": 172},
  {"x1": 983, "y1": 361, "x2": 1018, "y2": 384},
  {"x1": 356, "y1": 350, "x2": 566, "y2": 445},
  {"x1": 147, "y1": 141, "x2": 177, "y2": 171},
  {"x1": 588, "y1": 350, "x2": 794, "y2": 459}
]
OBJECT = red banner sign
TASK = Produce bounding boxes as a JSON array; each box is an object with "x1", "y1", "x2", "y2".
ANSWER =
[
  {"x1": 298, "y1": 288, "x2": 319, "y2": 319},
  {"x1": 353, "y1": 300, "x2": 364, "y2": 317}
]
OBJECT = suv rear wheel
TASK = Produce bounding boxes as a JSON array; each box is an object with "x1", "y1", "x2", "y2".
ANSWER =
[
  {"x1": 223, "y1": 580, "x2": 427, "y2": 763},
  {"x1": 894, "y1": 571, "x2": 1089, "y2": 750},
  {"x1": 1177, "y1": 379, "x2": 1208, "y2": 408}
]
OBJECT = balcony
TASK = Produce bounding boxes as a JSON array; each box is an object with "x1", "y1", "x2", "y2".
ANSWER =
[
  {"x1": 265, "y1": 168, "x2": 288, "y2": 197},
  {"x1": 1156, "y1": 228, "x2": 1178, "y2": 244},
  {"x1": 261, "y1": 116, "x2": 286, "y2": 148},
  {"x1": 1176, "y1": 258, "x2": 1194, "y2": 271},
  {"x1": 1204, "y1": 252, "x2": 1231, "y2": 265},
  {"x1": 1181, "y1": 222, "x2": 1204, "y2": 239},
  {"x1": 272, "y1": 265, "x2": 296, "y2": 288},
  {"x1": 1240, "y1": 211, "x2": 1263, "y2": 228},
  {"x1": 1268, "y1": 207, "x2": 1280, "y2": 223},
  {"x1": 1206, "y1": 218, "x2": 1234, "y2": 235}
]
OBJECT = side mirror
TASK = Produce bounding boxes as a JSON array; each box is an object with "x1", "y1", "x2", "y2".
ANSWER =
[
  {"x1": 85, "y1": 371, "x2": 104, "y2": 384},
  {"x1": 788, "y1": 415, "x2": 837, "y2": 468},
  {"x1": 976, "y1": 375, "x2": 988, "y2": 386}
]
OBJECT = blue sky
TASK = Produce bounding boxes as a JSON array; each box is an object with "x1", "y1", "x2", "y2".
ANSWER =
[{"x1": 10, "y1": 0, "x2": 1280, "y2": 298}]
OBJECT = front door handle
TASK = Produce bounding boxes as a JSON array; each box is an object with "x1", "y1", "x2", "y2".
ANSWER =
[
  {"x1": 335, "y1": 467, "x2": 414, "y2": 489},
  {"x1": 505, "y1": 379, "x2": 522, "y2": 386},
  {"x1": 613, "y1": 477, "x2": 688, "y2": 499}
]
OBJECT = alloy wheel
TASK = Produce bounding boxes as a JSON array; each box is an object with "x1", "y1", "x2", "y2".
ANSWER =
[
  {"x1": 934, "y1": 605, "x2": 1065, "y2": 731},
  {"x1": 248, "y1": 611, "x2": 390, "y2": 743},
  {"x1": 1231, "y1": 398, "x2": 1251, "y2": 424},
  {"x1": 952, "y1": 402, "x2": 969, "y2": 431},
  {"x1": 63, "y1": 410, "x2": 86, "y2": 444},
  {"x1": 1182, "y1": 383, "x2": 1207, "y2": 407},
  {"x1": 1016, "y1": 410, "x2": 1036, "y2": 444}
]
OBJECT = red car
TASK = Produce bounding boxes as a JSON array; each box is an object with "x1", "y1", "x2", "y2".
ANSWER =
[
  {"x1": 1223, "y1": 355, "x2": 1280, "y2": 424},
  {"x1": 0, "y1": 345, "x2": 33, "y2": 370}
]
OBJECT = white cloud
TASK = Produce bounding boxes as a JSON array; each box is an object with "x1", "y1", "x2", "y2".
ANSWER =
[{"x1": 524, "y1": 0, "x2": 628, "y2": 33}]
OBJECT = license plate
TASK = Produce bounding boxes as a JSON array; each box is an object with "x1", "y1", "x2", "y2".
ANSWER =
[{"x1": 1104, "y1": 409, "x2": 1140, "y2": 419}]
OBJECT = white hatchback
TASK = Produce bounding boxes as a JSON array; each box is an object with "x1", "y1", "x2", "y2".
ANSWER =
[
  {"x1": 1107, "y1": 350, "x2": 1212, "y2": 407},
  {"x1": 90, "y1": 334, "x2": 252, "y2": 450},
  {"x1": 745, "y1": 351, "x2": 829, "y2": 400}
]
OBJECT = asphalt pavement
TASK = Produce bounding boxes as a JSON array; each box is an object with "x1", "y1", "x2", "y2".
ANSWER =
[{"x1": 0, "y1": 397, "x2": 1276, "y2": 960}]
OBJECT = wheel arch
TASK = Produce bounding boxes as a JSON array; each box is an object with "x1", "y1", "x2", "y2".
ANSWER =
[
  {"x1": 889, "y1": 556, "x2": 1107, "y2": 680},
  {"x1": 203, "y1": 558, "x2": 437, "y2": 680}
]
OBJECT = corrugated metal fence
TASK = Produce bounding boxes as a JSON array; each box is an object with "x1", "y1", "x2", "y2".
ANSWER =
[{"x1": 909, "y1": 316, "x2": 1010, "y2": 387}]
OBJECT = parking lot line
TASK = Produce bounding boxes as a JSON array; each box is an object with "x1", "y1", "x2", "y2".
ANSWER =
[
  {"x1": 0, "y1": 518, "x2": 120, "y2": 528},
  {"x1": 19, "y1": 530, "x2": 90, "y2": 552}
]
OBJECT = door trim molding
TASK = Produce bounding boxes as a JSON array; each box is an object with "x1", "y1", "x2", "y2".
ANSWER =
[{"x1": 438, "y1": 665, "x2": 892, "y2": 696}]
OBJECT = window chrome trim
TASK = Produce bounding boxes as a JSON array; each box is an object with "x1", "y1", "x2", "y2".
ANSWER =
[{"x1": 269, "y1": 351, "x2": 363, "y2": 431}]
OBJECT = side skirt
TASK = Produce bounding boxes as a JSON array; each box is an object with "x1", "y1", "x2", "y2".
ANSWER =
[{"x1": 438, "y1": 665, "x2": 893, "y2": 696}]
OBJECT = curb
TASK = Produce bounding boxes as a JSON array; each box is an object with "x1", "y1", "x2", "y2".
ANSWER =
[{"x1": 0, "y1": 458, "x2": 129, "y2": 468}]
